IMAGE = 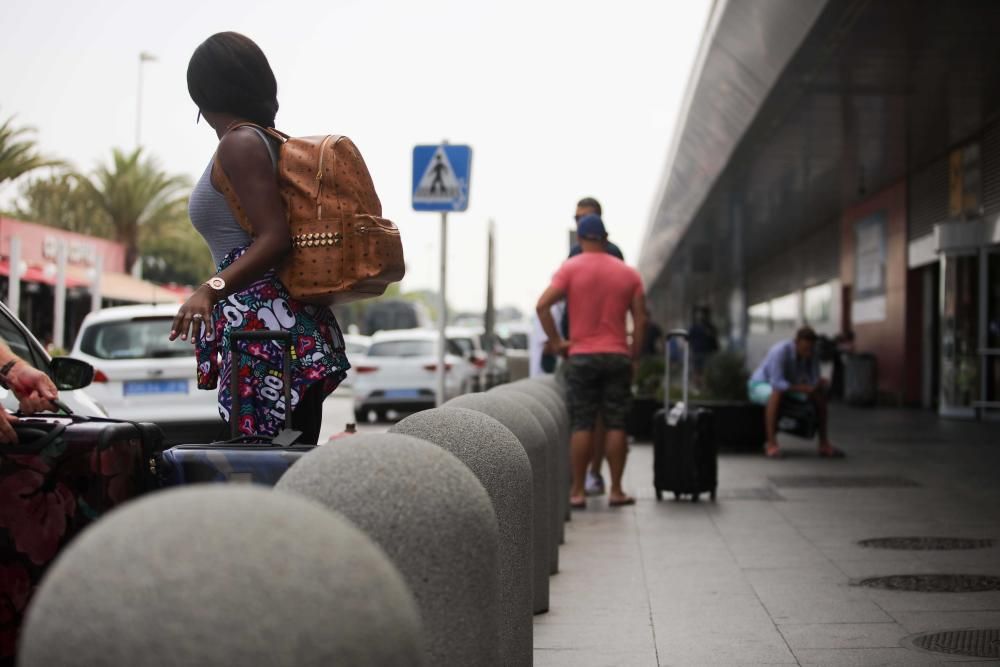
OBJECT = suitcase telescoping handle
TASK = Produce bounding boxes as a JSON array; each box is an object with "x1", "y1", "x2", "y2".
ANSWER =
[
  {"x1": 664, "y1": 329, "x2": 690, "y2": 413},
  {"x1": 229, "y1": 330, "x2": 297, "y2": 442}
]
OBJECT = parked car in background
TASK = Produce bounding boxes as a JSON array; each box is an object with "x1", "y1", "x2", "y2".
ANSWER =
[
  {"x1": 340, "y1": 333, "x2": 371, "y2": 388},
  {"x1": 446, "y1": 326, "x2": 488, "y2": 392},
  {"x1": 70, "y1": 304, "x2": 221, "y2": 441},
  {"x1": 353, "y1": 329, "x2": 465, "y2": 423},
  {"x1": 0, "y1": 302, "x2": 103, "y2": 417},
  {"x1": 362, "y1": 299, "x2": 432, "y2": 335}
]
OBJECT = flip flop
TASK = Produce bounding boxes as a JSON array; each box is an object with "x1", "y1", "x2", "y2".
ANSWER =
[
  {"x1": 818, "y1": 445, "x2": 846, "y2": 459},
  {"x1": 570, "y1": 496, "x2": 587, "y2": 510},
  {"x1": 608, "y1": 495, "x2": 636, "y2": 507}
]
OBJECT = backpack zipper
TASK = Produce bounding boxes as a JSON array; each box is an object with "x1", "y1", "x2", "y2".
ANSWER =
[{"x1": 315, "y1": 135, "x2": 333, "y2": 219}]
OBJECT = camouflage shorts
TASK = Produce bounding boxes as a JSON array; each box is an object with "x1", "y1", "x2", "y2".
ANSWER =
[{"x1": 565, "y1": 354, "x2": 632, "y2": 432}]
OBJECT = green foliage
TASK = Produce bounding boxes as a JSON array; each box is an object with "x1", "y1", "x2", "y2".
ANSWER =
[
  {"x1": 703, "y1": 351, "x2": 750, "y2": 400},
  {"x1": 12, "y1": 171, "x2": 112, "y2": 237},
  {"x1": 139, "y1": 219, "x2": 215, "y2": 286},
  {"x1": 80, "y1": 148, "x2": 191, "y2": 271},
  {"x1": 634, "y1": 357, "x2": 665, "y2": 398},
  {"x1": 0, "y1": 113, "x2": 62, "y2": 185}
]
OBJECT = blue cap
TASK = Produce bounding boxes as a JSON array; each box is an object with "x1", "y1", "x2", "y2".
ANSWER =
[{"x1": 577, "y1": 214, "x2": 607, "y2": 240}]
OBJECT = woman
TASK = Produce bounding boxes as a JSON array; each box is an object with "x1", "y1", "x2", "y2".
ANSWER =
[{"x1": 172, "y1": 31, "x2": 348, "y2": 444}]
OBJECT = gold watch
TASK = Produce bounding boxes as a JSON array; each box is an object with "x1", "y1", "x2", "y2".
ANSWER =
[{"x1": 205, "y1": 276, "x2": 226, "y2": 294}]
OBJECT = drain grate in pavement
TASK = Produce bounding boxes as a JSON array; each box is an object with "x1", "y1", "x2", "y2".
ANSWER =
[
  {"x1": 859, "y1": 537, "x2": 995, "y2": 550},
  {"x1": 768, "y1": 475, "x2": 920, "y2": 488},
  {"x1": 910, "y1": 628, "x2": 1000, "y2": 658},
  {"x1": 717, "y1": 487, "x2": 785, "y2": 501},
  {"x1": 856, "y1": 574, "x2": 1000, "y2": 592}
]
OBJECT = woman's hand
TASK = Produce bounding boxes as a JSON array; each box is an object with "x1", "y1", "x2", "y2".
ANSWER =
[
  {"x1": 7, "y1": 362, "x2": 59, "y2": 414},
  {"x1": 170, "y1": 285, "x2": 216, "y2": 344}
]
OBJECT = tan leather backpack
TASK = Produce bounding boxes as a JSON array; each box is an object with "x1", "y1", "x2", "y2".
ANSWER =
[{"x1": 212, "y1": 123, "x2": 405, "y2": 304}]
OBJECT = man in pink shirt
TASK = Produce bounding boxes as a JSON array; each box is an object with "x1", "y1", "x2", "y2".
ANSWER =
[{"x1": 536, "y1": 215, "x2": 647, "y2": 508}]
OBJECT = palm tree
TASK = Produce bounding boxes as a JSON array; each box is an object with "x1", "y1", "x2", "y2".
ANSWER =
[
  {"x1": 12, "y1": 172, "x2": 113, "y2": 237},
  {"x1": 0, "y1": 113, "x2": 62, "y2": 185},
  {"x1": 81, "y1": 148, "x2": 191, "y2": 271}
]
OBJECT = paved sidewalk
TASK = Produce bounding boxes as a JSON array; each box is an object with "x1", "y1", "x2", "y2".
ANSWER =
[{"x1": 534, "y1": 407, "x2": 1000, "y2": 666}]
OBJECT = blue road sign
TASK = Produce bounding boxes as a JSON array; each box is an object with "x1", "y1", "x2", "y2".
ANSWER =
[{"x1": 412, "y1": 144, "x2": 472, "y2": 212}]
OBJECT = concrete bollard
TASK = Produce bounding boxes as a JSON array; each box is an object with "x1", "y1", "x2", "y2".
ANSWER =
[
  {"x1": 19, "y1": 486, "x2": 423, "y2": 667},
  {"x1": 446, "y1": 392, "x2": 551, "y2": 614},
  {"x1": 492, "y1": 386, "x2": 565, "y2": 564},
  {"x1": 522, "y1": 379, "x2": 571, "y2": 445},
  {"x1": 390, "y1": 407, "x2": 533, "y2": 667},
  {"x1": 277, "y1": 433, "x2": 499, "y2": 667},
  {"x1": 508, "y1": 379, "x2": 572, "y2": 523}
]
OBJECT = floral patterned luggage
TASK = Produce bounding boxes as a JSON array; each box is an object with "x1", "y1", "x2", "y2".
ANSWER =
[
  {"x1": 156, "y1": 330, "x2": 314, "y2": 487},
  {"x1": 0, "y1": 409, "x2": 162, "y2": 664}
]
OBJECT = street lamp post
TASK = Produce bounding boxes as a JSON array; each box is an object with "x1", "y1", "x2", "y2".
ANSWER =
[{"x1": 135, "y1": 51, "x2": 157, "y2": 149}]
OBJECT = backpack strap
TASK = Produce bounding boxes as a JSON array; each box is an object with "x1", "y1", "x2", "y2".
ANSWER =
[{"x1": 210, "y1": 122, "x2": 289, "y2": 237}]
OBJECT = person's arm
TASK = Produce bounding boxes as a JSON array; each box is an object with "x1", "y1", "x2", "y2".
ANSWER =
[
  {"x1": 171, "y1": 127, "x2": 291, "y2": 343},
  {"x1": 764, "y1": 346, "x2": 792, "y2": 392},
  {"x1": 536, "y1": 285, "x2": 569, "y2": 356},
  {"x1": 0, "y1": 341, "x2": 59, "y2": 443},
  {"x1": 629, "y1": 288, "x2": 647, "y2": 363}
]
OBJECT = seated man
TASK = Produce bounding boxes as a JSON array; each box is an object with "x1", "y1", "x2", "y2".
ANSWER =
[{"x1": 748, "y1": 327, "x2": 843, "y2": 459}]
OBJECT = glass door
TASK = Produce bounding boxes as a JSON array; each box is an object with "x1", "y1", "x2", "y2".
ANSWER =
[
  {"x1": 978, "y1": 247, "x2": 1000, "y2": 417},
  {"x1": 940, "y1": 253, "x2": 979, "y2": 417}
]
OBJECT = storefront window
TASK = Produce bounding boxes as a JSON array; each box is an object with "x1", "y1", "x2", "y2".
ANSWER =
[
  {"x1": 749, "y1": 302, "x2": 770, "y2": 334},
  {"x1": 770, "y1": 293, "x2": 799, "y2": 329},
  {"x1": 804, "y1": 283, "x2": 833, "y2": 325},
  {"x1": 940, "y1": 254, "x2": 979, "y2": 410}
]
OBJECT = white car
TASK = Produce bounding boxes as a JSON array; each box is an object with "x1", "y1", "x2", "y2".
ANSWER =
[
  {"x1": 0, "y1": 301, "x2": 104, "y2": 417},
  {"x1": 70, "y1": 304, "x2": 221, "y2": 430},
  {"x1": 353, "y1": 329, "x2": 465, "y2": 422},
  {"x1": 340, "y1": 334, "x2": 371, "y2": 389},
  {"x1": 446, "y1": 326, "x2": 488, "y2": 392}
]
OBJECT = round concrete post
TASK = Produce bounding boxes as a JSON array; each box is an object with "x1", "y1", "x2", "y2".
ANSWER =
[
  {"x1": 19, "y1": 486, "x2": 423, "y2": 667},
  {"x1": 446, "y1": 392, "x2": 551, "y2": 614},
  {"x1": 492, "y1": 386, "x2": 564, "y2": 562},
  {"x1": 507, "y1": 380, "x2": 572, "y2": 523},
  {"x1": 277, "y1": 433, "x2": 499, "y2": 667},
  {"x1": 390, "y1": 407, "x2": 533, "y2": 667}
]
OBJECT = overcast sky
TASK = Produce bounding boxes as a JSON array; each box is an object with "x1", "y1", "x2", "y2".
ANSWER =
[{"x1": 1, "y1": 0, "x2": 711, "y2": 316}]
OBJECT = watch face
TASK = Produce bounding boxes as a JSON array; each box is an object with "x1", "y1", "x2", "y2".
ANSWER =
[{"x1": 208, "y1": 277, "x2": 226, "y2": 290}]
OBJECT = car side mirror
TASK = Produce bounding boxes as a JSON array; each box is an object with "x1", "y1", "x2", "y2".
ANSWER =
[{"x1": 49, "y1": 357, "x2": 95, "y2": 390}]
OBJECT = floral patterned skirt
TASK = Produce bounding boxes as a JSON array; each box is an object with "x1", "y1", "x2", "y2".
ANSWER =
[{"x1": 195, "y1": 245, "x2": 349, "y2": 437}]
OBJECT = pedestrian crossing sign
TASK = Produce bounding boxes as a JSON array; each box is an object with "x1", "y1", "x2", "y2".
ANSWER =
[{"x1": 412, "y1": 144, "x2": 472, "y2": 212}]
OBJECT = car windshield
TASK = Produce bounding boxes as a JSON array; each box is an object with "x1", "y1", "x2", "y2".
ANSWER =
[
  {"x1": 367, "y1": 340, "x2": 435, "y2": 358},
  {"x1": 345, "y1": 341, "x2": 370, "y2": 355},
  {"x1": 506, "y1": 333, "x2": 528, "y2": 350},
  {"x1": 79, "y1": 317, "x2": 192, "y2": 360},
  {"x1": 450, "y1": 338, "x2": 474, "y2": 356}
]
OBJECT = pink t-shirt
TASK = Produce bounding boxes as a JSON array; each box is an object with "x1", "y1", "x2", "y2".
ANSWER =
[{"x1": 550, "y1": 252, "x2": 644, "y2": 356}]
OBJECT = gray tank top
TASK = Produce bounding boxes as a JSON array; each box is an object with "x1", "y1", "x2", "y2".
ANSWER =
[{"x1": 188, "y1": 126, "x2": 280, "y2": 267}]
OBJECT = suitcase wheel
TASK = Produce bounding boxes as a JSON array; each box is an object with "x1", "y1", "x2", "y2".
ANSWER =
[
  {"x1": 655, "y1": 489, "x2": 663, "y2": 501},
  {"x1": 710, "y1": 488, "x2": 717, "y2": 501}
]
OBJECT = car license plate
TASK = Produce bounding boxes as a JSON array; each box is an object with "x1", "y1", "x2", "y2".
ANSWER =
[
  {"x1": 384, "y1": 389, "x2": 422, "y2": 399},
  {"x1": 124, "y1": 380, "x2": 189, "y2": 396}
]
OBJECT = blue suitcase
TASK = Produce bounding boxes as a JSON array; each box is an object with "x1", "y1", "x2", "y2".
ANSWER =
[{"x1": 155, "y1": 331, "x2": 313, "y2": 487}]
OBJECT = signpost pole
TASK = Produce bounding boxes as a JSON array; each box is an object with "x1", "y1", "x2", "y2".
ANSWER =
[{"x1": 437, "y1": 211, "x2": 448, "y2": 406}]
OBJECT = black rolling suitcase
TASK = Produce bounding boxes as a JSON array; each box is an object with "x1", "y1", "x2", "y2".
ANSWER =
[
  {"x1": 652, "y1": 329, "x2": 717, "y2": 502},
  {"x1": 155, "y1": 331, "x2": 314, "y2": 487},
  {"x1": 0, "y1": 402, "x2": 164, "y2": 663}
]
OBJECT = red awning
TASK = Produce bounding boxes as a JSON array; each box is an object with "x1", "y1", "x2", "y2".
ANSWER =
[{"x1": 0, "y1": 260, "x2": 87, "y2": 288}]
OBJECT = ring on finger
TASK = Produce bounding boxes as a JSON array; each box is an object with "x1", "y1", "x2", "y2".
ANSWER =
[{"x1": 192, "y1": 313, "x2": 204, "y2": 320}]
